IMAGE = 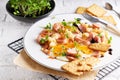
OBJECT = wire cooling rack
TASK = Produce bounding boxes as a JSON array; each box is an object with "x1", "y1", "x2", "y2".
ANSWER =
[{"x1": 8, "y1": 38, "x2": 120, "y2": 80}]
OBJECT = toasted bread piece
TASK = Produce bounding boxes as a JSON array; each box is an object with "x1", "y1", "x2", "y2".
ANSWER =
[
  {"x1": 75, "y1": 7, "x2": 86, "y2": 14},
  {"x1": 87, "y1": 4, "x2": 107, "y2": 17},
  {"x1": 100, "y1": 15, "x2": 117, "y2": 26},
  {"x1": 89, "y1": 43, "x2": 110, "y2": 52},
  {"x1": 62, "y1": 57, "x2": 99, "y2": 76}
]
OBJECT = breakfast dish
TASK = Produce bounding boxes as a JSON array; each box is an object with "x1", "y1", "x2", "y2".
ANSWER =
[
  {"x1": 36, "y1": 16, "x2": 113, "y2": 75},
  {"x1": 24, "y1": 14, "x2": 120, "y2": 71},
  {"x1": 36, "y1": 18, "x2": 111, "y2": 62}
]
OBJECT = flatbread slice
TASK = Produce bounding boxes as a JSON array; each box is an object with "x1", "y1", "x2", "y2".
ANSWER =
[
  {"x1": 87, "y1": 4, "x2": 107, "y2": 17},
  {"x1": 62, "y1": 57, "x2": 99, "y2": 76}
]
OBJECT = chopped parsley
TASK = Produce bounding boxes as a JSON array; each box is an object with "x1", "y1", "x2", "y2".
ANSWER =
[
  {"x1": 74, "y1": 18, "x2": 81, "y2": 24},
  {"x1": 74, "y1": 41, "x2": 79, "y2": 47},
  {"x1": 62, "y1": 21, "x2": 67, "y2": 26},
  {"x1": 45, "y1": 35, "x2": 49, "y2": 40},
  {"x1": 61, "y1": 52, "x2": 66, "y2": 56},
  {"x1": 40, "y1": 35, "x2": 49, "y2": 44},
  {"x1": 97, "y1": 33, "x2": 102, "y2": 37},
  {"x1": 75, "y1": 53, "x2": 80, "y2": 58},
  {"x1": 40, "y1": 38, "x2": 46, "y2": 44},
  {"x1": 108, "y1": 36, "x2": 112, "y2": 44},
  {"x1": 45, "y1": 23, "x2": 51, "y2": 29},
  {"x1": 65, "y1": 33, "x2": 69, "y2": 38}
]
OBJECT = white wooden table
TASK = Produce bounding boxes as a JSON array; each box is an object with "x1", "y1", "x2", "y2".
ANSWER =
[{"x1": 0, "y1": 0, "x2": 120, "y2": 80}]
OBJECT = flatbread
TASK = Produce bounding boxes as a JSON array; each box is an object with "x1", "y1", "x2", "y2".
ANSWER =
[
  {"x1": 62, "y1": 57, "x2": 99, "y2": 76},
  {"x1": 87, "y1": 4, "x2": 107, "y2": 17},
  {"x1": 89, "y1": 43, "x2": 110, "y2": 52},
  {"x1": 75, "y1": 7, "x2": 86, "y2": 14},
  {"x1": 100, "y1": 15, "x2": 117, "y2": 26}
]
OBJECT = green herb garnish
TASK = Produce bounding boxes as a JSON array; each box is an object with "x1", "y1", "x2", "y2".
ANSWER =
[
  {"x1": 74, "y1": 18, "x2": 81, "y2": 24},
  {"x1": 75, "y1": 53, "x2": 80, "y2": 58},
  {"x1": 98, "y1": 33, "x2": 102, "y2": 37},
  {"x1": 61, "y1": 52, "x2": 66, "y2": 56},
  {"x1": 62, "y1": 21, "x2": 67, "y2": 26},
  {"x1": 40, "y1": 35, "x2": 49, "y2": 44},
  {"x1": 40, "y1": 38, "x2": 46, "y2": 44},
  {"x1": 45, "y1": 23, "x2": 52, "y2": 29},
  {"x1": 74, "y1": 41, "x2": 78, "y2": 47},
  {"x1": 65, "y1": 33, "x2": 69, "y2": 38},
  {"x1": 58, "y1": 29, "x2": 63, "y2": 33},
  {"x1": 108, "y1": 36, "x2": 112, "y2": 44},
  {"x1": 9, "y1": 0, "x2": 51, "y2": 17},
  {"x1": 45, "y1": 35, "x2": 49, "y2": 40}
]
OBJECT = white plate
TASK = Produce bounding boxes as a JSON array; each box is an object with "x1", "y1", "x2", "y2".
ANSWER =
[{"x1": 24, "y1": 13, "x2": 120, "y2": 71}]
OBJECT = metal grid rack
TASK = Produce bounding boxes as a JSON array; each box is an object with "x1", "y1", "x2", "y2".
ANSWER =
[{"x1": 8, "y1": 38, "x2": 120, "y2": 80}]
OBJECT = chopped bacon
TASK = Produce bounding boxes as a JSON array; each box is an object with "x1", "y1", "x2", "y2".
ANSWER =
[{"x1": 66, "y1": 48, "x2": 77, "y2": 57}]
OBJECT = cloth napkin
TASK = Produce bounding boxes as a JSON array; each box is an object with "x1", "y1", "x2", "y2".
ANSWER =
[{"x1": 14, "y1": 49, "x2": 99, "y2": 80}]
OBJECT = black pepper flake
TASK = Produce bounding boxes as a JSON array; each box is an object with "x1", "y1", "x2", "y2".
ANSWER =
[{"x1": 108, "y1": 48, "x2": 112, "y2": 55}]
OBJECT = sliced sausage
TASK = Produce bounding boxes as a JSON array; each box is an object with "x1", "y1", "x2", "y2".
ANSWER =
[
  {"x1": 92, "y1": 51, "x2": 99, "y2": 58},
  {"x1": 53, "y1": 23, "x2": 64, "y2": 32},
  {"x1": 78, "y1": 25, "x2": 87, "y2": 32},
  {"x1": 74, "y1": 36, "x2": 90, "y2": 45},
  {"x1": 93, "y1": 36, "x2": 101, "y2": 43},
  {"x1": 41, "y1": 41, "x2": 50, "y2": 49},
  {"x1": 40, "y1": 30, "x2": 49, "y2": 37},
  {"x1": 41, "y1": 48, "x2": 50, "y2": 55},
  {"x1": 36, "y1": 34, "x2": 42, "y2": 44},
  {"x1": 66, "y1": 56, "x2": 76, "y2": 61},
  {"x1": 56, "y1": 37, "x2": 67, "y2": 44},
  {"x1": 66, "y1": 48, "x2": 77, "y2": 57},
  {"x1": 86, "y1": 32, "x2": 93, "y2": 41},
  {"x1": 92, "y1": 23, "x2": 100, "y2": 29}
]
